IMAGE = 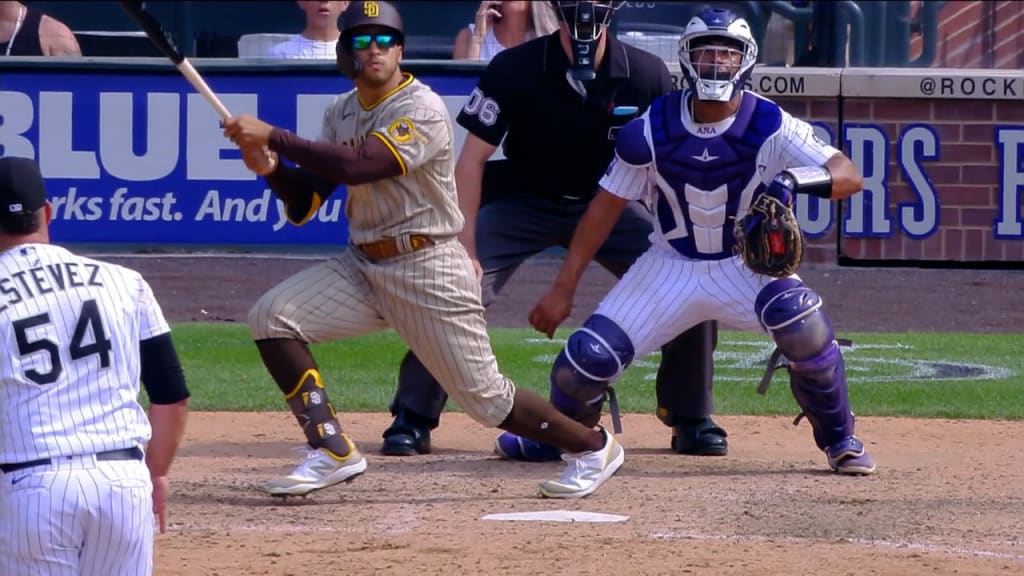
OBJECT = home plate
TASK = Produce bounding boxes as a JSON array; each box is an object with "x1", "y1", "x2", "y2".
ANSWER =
[{"x1": 482, "y1": 511, "x2": 629, "y2": 523}]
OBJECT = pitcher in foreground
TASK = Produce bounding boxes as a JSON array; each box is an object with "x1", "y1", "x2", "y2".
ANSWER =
[
  {"x1": 222, "y1": 1, "x2": 621, "y2": 500},
  {"x1": 0, "y1": 157, "x2": 190, "y2": 574}
]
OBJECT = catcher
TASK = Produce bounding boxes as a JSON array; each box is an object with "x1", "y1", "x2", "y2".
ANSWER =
[{"x1": 517, "y1": 6, "x2": 876, "y2": 475}]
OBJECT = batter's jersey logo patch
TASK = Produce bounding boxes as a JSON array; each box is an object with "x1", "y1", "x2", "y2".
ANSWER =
[{"x1": 388, "y1": 117, "x2": 416, "y2": 143}]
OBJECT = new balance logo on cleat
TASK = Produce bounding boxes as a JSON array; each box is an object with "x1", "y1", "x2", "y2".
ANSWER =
[{"x1": 538, "y1": 428, "x2": 624, "y2": 499}]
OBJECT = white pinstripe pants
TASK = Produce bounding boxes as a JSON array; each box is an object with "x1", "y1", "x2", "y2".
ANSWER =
[
  {"x1": 594, "y1": 244, "x2": 801, "y2": 358},
  {"x1": 0, "y1": 457, "x2": 153, "y2": 576}
]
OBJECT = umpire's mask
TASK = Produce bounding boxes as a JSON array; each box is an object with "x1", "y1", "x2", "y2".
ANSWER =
[{"x1": 550, "y1": 1, "x2": 624, "y2": 81}]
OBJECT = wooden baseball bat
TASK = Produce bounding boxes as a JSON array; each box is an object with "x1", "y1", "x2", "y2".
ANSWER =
[{"x1": 118, "y1": 1, "x2": 232, "y2": 120}]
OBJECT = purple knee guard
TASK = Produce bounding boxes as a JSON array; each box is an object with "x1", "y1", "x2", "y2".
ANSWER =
[
  {"x1": 549, "y1": 314, "x2": 635, "y2": 423},
  {"x1": 756, "y1": 279, "x2": 855, "y2": 450}
]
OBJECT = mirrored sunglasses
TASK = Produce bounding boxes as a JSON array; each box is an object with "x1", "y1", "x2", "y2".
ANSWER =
[{"x1": 351, "y1": 34, "x2": 398, "y2": 50}]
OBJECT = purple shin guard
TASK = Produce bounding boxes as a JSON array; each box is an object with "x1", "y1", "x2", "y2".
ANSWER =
[
  {"x1": 756, "y1": 279, "x2": 856, "y2": 450},
  {"x1": 787, "y1": 341, "x2": 855, "y2": 450}
]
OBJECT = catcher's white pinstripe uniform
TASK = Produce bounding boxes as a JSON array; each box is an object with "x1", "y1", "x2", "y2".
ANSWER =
[
  {"x1": 595, "y1": 90, "x2": 839, "y2": 355},
  {"x1": 250, "y1": 75, "x2": 515, "y2": 427},
  {"x1": 0, "y1": 244, "x2": 168, "y2": 575}
]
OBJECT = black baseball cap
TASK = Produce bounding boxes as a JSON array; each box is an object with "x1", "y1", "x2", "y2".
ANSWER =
[{"x1": 0, "y1": 156, "x2": 47, "y2": 219}]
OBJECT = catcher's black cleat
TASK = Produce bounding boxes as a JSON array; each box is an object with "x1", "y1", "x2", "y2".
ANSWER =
[{"x1": 670, "y1": 417, "x2": 729, "y2": 456}]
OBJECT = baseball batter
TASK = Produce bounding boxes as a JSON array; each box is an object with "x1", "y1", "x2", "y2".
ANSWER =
[
  {"x1": 223, "y1": 0, "x2": 624, "y2": 500},
  {"x1": 0, "y1": 156, "x2": 191, "y2": 575},
  {"x1": 519, "y1": 8, "x2": 877, "y2": 475}
]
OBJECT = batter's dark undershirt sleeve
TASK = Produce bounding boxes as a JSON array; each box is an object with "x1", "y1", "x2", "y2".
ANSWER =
[
  {"x1": 268, "y1": 128, "x2": 404, "y2": 186},
  {"x1": 262, "y1": 164, "x2": 331, "y2": 212},
  {"x1": 140, "y1": 333, "x2": 190, "y2": 405}
]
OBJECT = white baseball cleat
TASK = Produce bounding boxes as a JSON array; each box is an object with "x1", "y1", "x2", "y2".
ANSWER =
[
  {"x1": 538, "y1": 427, "x2": 624, "y2": 499},
  {"x1": 264, "y1": 444, "x2": 367, "y2": 497}
]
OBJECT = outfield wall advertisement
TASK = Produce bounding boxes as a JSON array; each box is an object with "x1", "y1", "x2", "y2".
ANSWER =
[
  {"x1": 1, "y1": 63, "x2": 1021, "y2": 262},
  {"x1": 1, "y1": 71, "x2": 480, "y2": 246}
]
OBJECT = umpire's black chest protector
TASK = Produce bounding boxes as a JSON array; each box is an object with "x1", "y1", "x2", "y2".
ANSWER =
[{"x1": 490, "y1": 34, "x2": 668, "y2": 200}]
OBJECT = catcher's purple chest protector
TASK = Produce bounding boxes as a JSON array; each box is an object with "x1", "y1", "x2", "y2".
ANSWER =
[{"x1": 641, "y1": 91, "x2": 782, "y2": 260}]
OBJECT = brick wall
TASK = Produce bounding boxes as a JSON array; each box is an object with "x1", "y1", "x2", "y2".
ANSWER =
[
  {"x1": 770, "y1": 94, "x2": 1023, "y2": 264},
  {"x1": 912, "y1": 1, "x2": 1024, "y2": 69},
  {"x1": 838, "y1": 98, "x2": 1023, "y2": 262}
]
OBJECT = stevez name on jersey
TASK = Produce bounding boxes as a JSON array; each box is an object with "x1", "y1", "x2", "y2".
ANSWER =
[
  {"x1": 1, "y1": 89, "x2": 1022, "y2": 240},
  {"x1": 0, "y1": 261, "x2": 103, "y2": 313}
]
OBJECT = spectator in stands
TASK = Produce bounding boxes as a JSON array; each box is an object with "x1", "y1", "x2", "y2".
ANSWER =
[
  {"x1": 453, "y1": 1, "x2": 559, "y2": 61},
  {"x1": 0, "y1": 0, "x2": 80, "y2": 56},
  {"x1": 269, "y1": 1, "x2": 349, "y2": 59}
]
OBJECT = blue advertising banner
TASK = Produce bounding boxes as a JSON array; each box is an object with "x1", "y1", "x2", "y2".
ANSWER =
[
  {"x1": 7, "y1": 63, "x2": 1020, "y2": 258},
  {"x1": 1, "y1": 69, "x2": 480, "y2": 246}
]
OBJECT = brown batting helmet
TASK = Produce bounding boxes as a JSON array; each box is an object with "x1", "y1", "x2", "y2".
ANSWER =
[{"x1": 336, "y1": 1, "x2": 405, "y2": 78}]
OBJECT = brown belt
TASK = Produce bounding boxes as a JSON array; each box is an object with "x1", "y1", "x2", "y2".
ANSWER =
[{"x1": 355, "y1": 234, "x2": 435, "y2": 262}]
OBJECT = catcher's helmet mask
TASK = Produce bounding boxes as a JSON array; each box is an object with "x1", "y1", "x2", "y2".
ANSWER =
[
  {"x1": 549, "y1": 1, "x2": 625, "y2": 82},
  {"x1": 678, "y1": 8, "x2": 758, "y2": 102},
  {"x1": 337, "y1": 1, "x2": 405, "y2": 79}
]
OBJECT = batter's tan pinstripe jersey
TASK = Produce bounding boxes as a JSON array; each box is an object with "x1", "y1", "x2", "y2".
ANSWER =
[
  {"x1": 320, "y1": 74, "x2": 463, "y2": 245},
  {"x1": 249, "y1": 73, "x2": 516, "y2": 428}
]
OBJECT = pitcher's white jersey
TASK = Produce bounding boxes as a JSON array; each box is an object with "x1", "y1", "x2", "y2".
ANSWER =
[
  {"x1": 0, "y1": 244, "x2": 169, "y2": 463},
  {"x1": 600, "y1": 90, "x2": 839, "y2": 259}
]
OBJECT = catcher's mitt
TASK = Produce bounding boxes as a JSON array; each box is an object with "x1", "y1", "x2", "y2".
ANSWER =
[{"x1": 733, "y1": 193, "x2": 804, "y2": 278}]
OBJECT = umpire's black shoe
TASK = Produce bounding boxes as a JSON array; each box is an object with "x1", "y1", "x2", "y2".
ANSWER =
[
  {"x1": 381, "y1": 412, "x2": 433, "y2": 456},
  {"x1": 670, "y1": 417, "x2": 728, "y2": 456}
]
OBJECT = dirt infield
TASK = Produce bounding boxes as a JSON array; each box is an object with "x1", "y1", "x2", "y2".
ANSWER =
[
  {"x1": 94, "y1": 255, "x2": 1023, "y2": 575},
  {"x1": 158, "y1": 413, "x2": 1022, "y2": 576}
]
